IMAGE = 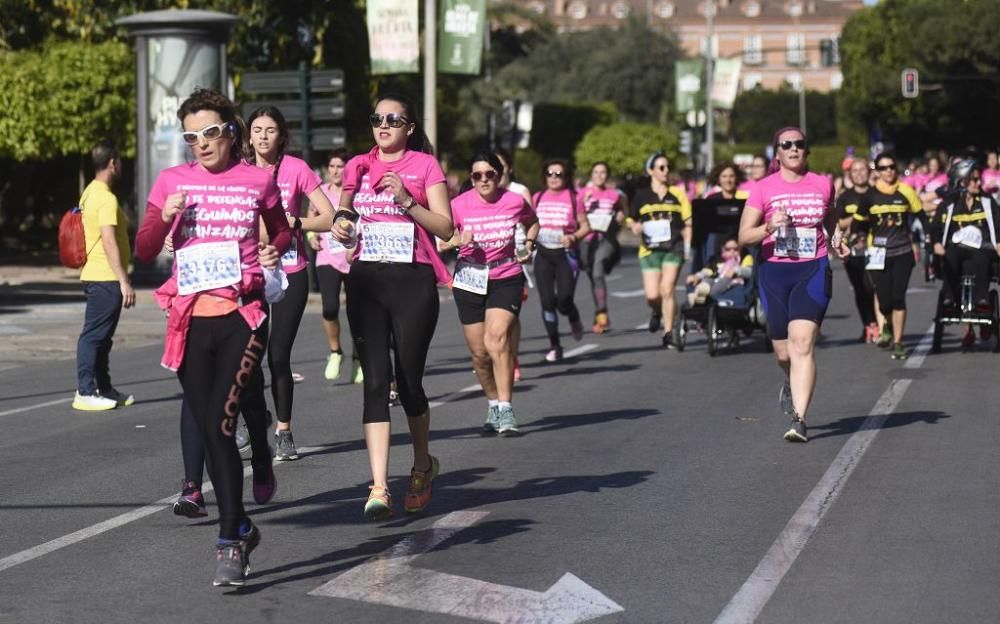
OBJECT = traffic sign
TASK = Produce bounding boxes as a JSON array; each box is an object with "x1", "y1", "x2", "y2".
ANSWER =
[
  {"x1": 242, "y1": 69, "x2": 344, "y2": 95},
  {"x1": 241, "y1": 96, "x2": 345, "y2": 122},
  {"x1": 290, "y1": 128, "x2": 346, "y2": 151}
]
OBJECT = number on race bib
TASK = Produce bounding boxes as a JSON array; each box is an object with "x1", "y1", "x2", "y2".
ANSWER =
[
  {"x1": 642, "y1": 220, "x2": 672, "y2": 245},
  {"x1": 280, "y1": 245, "x2": 298, "y2": 266},
  {"x1": 175, "y1": 241, "x2": 242, "y2": 296},
  {"x1": 774, "y1": 227, "x2": 818, "y2": 259},
  {"x1": 865, "y1": 246, "x2": 886, "y2": 271},
  {"x1": 587, "y1": 212, "x2": 613, "y2": 233},
  {"x1": 952, "y1": 226, "x2": 983, "y2": 249},
  {"x1": 359, "y1": 222, "x2": 415, "y2": 263},
  {"x1": 538, "y1": 228, "x2": 565, "y2": 249},
  {"x1": 452, "y1": 260, "x2": 489, "y2": 295}
]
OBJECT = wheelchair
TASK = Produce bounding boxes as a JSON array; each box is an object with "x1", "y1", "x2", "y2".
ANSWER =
[
  {"x1": 673, "y1": 197, "x2": 770, "y2": 356},
  {"x1": 931, "y1": 254, "x2": 1000, "y2": 353}
]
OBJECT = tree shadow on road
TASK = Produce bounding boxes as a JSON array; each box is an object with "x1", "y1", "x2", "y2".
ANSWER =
[{"x1": 807, "y1": 409, "x2": 950, "y2": 441}]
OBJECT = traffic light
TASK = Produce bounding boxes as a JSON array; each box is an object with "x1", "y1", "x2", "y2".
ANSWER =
[
  {"x1": 901, "y1": 68, "x2": 919, "y2": 98},
  {"x1": 679, "y1": 130, "x2": 693, "y2": 155}
]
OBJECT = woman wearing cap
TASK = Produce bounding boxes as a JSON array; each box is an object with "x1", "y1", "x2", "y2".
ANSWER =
[{"x1": 739, "y1": 127, "x2": 849, "y2": 443}]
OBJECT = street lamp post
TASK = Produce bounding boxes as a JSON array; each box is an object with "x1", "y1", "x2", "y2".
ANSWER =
[{"x1": 704, "y1": 0, "x2": 715, "y2": 174}]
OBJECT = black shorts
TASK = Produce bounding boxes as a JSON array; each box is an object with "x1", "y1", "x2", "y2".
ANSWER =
[{"x1": 453, "y1": 274, "x2": 526, "y2": 325}]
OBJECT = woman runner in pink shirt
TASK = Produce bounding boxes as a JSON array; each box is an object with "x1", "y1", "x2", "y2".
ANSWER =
[
  {"x1": 331, "y1": 93, "x2": 454, "y2": 521},
  {"x1": 739, "y1": 127, "x2": 849, "y2": 443},
  {"x1": 451, "y1": 152, "x2": 539, "y2": 436}
]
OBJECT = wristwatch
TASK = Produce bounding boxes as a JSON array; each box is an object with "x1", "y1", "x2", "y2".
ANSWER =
[
  {"x1": 401, "y1": 197, "x2": 417, "y2": 210},
  {"x1": 292, "y1": 216, "x2": 302, "y2": 231}
]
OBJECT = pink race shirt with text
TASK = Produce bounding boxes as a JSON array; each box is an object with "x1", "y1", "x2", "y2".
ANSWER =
[
  {"x1": 147, "y1": 161, "x2": 282, "y2": 277},
  {"x1": 534, "y1": 189, "x2": 584, "y2": 235},
  {"x1": 274, "y1": 155, "x2": 322, "y2": 274},
  {"x1": 344, "y1": 150, "x2": 447, "y2": 266},
  {"x1": 579, "y1": 186, "x2": 620, "y2": 241},
  {"x1": 314, "y1": 182, "x2": 350, "y2": 273},
  {"x1": 452, "y1": 188, "x2": 535, "y2": 280},
  {"x1": 746, "y1": 171, "x2": 833, "y2": 263}
]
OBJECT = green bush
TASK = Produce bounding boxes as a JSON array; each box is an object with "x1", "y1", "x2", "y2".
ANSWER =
[
  {"x1": 574, "y1": 122, "x2": 681, "y2": 178},
  {"x1": 528, "y1": 102, "x2": 617, "y2": 160}
]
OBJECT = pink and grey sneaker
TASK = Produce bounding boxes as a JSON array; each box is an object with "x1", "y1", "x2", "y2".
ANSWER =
[{"x1": 173, "y1": 481, "x2": 207, "y2": 518}]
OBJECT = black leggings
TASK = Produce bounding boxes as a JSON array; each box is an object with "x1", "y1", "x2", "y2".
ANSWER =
[
  {"x1": 844, "y1": 255, "x2": 876, "y2": 326},
  {"x1": 533, "y1": 246, "x2": 581, "y2": 347},
  {"x1": 268, "y1": 269, "x2": 309, "y2": 424},
  {"x1": 317, "y1": 265, "x2": 346, "y2": 320},
  {"x1": 942, "y1": 245, "x2": 994, "y2": 303},
  {"x1": 178, "y1": 313, "x2": 267, "y2": 541},
  {"x1": 346, "y1": 262, "x2": 439, "y2": 423},
  {"x1": 869, "y1": 252, "x2": 914, "y2": 315}
]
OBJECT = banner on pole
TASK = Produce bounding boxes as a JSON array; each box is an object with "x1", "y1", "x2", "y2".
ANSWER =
[
  {"x1": 367, "y1": 0, "x2": 420, "y2": 75},
  {"x1": 438, "y1": 0, "x2": 485, "y2": 75},
  {"x1": 674, "y1": 60, "x2": 703, "y2": 114},
  {"x1": 711, "y1": 58, "x2": 742, "y2": 110}
]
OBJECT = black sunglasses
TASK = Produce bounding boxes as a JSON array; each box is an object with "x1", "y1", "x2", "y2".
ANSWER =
[
  {"x1": 778, "y1": 139, "x2": 807, "y2": 151},
  {"x1": 876, "y1": 164, "x2": 896, "y2": 171},
  {"x1": 546, "y1": 170, "x2": 565, "y2": 178},
  {"x1": 369, "y1": 112, "x2": 410, "y2": 128},
  {"x1": 471, "y1": 170, "x2": 498, "y2": 182}
]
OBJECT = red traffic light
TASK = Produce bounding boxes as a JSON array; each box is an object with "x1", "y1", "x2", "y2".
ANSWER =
[{"x1": 901, "y1": 68, "x2": 919, "y2": 98}]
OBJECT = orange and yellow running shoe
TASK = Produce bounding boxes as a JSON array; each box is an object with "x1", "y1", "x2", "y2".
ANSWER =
[
  {"x1": 364, "y1": 486, "x2": 394, "y2": 522},
  {"x1": 404, "y1": 455, "x2": 440, "y2": 513}
]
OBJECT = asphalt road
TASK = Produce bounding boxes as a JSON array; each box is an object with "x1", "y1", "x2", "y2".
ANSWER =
[{"x1": 1, "y1": 255, "x2": 997, "y2": 624}]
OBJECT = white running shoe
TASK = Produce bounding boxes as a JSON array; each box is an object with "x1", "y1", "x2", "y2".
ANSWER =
[{"x1": 72, "y1": 392, "x2": 116, "y2": 411}]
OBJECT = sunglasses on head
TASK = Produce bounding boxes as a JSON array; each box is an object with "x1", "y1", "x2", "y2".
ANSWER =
[
  {"x1": 471, "y1": 170, "x2": 498, "y2": 182},
  {"x1": 876, "y1": 164, "x2": 896, "y2": 171},
  {"x1": 546, "y1": 170, "x2": 565, "y2": 178},
  {"x1": 778, "y1": 139, "x2": 806, "y2": 151},
  {"x1": 181, "y1": 123, "x2": 231, "y2": 145},
  {"x1": 369, "y1": 112, "x2": 410, "y2": 128}
]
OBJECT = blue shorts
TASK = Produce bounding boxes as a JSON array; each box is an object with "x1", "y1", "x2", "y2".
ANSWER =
[{"x1": 758, "y1": 257, "x2": 832, "y2": 340}]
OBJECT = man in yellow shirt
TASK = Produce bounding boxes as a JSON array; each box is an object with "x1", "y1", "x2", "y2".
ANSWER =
[{"x1": 73, "y1": 140, "x2": 136, "y2": 411}]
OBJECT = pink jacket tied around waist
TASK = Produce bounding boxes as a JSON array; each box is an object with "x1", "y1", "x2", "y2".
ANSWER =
[
  {"x1": 154, "y1": 272, "x2": 268, "y2": 372},
  {"x1": 345, "y1": 147, "x2": 452, "y2": 285}
]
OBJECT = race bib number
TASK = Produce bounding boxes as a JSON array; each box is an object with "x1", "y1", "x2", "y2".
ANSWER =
[
  {"x1": 873, "y1": 236, "x2": 889, "y2": 247},
  {"x1": 952, "y1": 226, "x2": 983, "y2": 249},
  {"x1": 774, "y1": 227, "x2": 817, "y2": 259},
  {"x1": 642, "y1": 220, "x2": 672, "y2": 245},
  {"x1": 323, "y1": 233, "x2": 347, "y2": 254},
  {"x1": 176, "y1": 241, "x2": 242, "y2": 296},
  {"x1": 538, "y1": 227, "x2": 565, "y2": 249},
  {"x1": 865, "y1": 246, "x2": 886, "y2": 271},
  {"x1": 280, "y1": 245, "x2": 298, "y2": 266},
  {"x1": 587, "y1": 212, "x2": 613, "y2": 233},
  {"x1": 359, "y1": 222, "x2": 415, "y2": 263},
  {"x1": 452, "y1": 260, "x2": 489, "y2": 295}
]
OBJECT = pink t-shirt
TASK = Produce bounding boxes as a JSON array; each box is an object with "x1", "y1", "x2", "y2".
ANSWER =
[
  {"x1": 982, "y1": 168, "x2": 1000, "y2": 194},
  {"x1": 578, "y1": 186, "x2": 620, "y2": 241},
  {"x1": 314, "y1": 182, "x2": 350, "y2": 273},
  {"x1": 272, "y1": 155, "x2": 322, "y2": 274},
  {"x1": 533, "y1": 189, "x2": 585, "y2": 248},
  {"x1": 147, "y1": 161, "x2": 282, "y2": 281},
  {"x1": 452, "y1": 188, "x2": 535, "y2": 280},
  {"x1": 746, "y1": 171, "x2": 833, "y2": 263},
  {"x1": 344, "y1": 150, "x2": 447, "y2": 268}
]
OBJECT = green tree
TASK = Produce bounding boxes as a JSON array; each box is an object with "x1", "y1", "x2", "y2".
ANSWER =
[
  {"x1": 574, "y1": 122, "x2": 680, "y2": 178},
  {"x1": 730, "y1": 87, "x2": 837, "y2": 144}
]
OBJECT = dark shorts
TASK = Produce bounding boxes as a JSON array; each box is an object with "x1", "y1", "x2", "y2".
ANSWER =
[
  {"x1": 453, "y1": 274, "x2": 526, "y2": 325},
  {"x1": 758, "y1": 257, "x2": 832, "y2": 340}
]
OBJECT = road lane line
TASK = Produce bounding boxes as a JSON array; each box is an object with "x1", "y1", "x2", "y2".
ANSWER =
[
  {"x1": 0, "y1": 398, "x2": 72, "y2": 418},
  {"x1": 562, "y1": 344, "x2": 599, "y2": 358},
  {"x1": 903, "y1": 323, "x2": 935, "y2": 370},
  {"x1": 714, "y1": 324, "x2": 935, "y2": 624},
  {"x1": 428, "y1": 383, "x2": 483, "y2": 409}
]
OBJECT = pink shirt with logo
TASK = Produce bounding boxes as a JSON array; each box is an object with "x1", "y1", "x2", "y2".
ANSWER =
[
  {"x1": 578, "y1": 186, "x2": 620, "y2": 241},
  {"x1": 343, "y1": 149, "x2": 447, "y2": 269},
  {"x1": 145, "y1": 160, "x2": 284, "y2": 276},
  {"x1": 314, "y1": 182, "x2": 351, "y2": 273},
  {"x1": 533, "y1": 189, "x2": 585, "y2": 247},
  {"x1": 272, "y1": 155, "x2": 323, "y2": 274},
  {"x1": 746, "y1": 171, "x2": 833, "y2": 263},
  {"x1": 452, "y1": 188, "x2": 535, "y2": 280}
]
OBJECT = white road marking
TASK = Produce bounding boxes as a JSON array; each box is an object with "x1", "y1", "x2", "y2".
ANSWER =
[
  {"x1": 0, "y1": 398, "x2": 72, "y2": 418},
  {"x1": 310, "y1": 511, "x2": 623, "y2": 623},
  {"x1": 562, "y1": 344, "x2": 599, "y2": 359},
  {"x1": 903, "y1": 323, "x2": 935, "y2": 370},
  {"x1": 609, "y1": 288, "x2": 645, "y2": 298},
  {"x1": 428, "y1": 383, "x2": 483, "y2": 409},
  {"x1": 713, "y1": 323, "x2": 935, "y2": 624}
]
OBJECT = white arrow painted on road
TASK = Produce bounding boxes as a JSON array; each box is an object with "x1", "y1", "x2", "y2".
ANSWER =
[{"x1": 309, "y1": 511, "x2": 623, "y2": 623}]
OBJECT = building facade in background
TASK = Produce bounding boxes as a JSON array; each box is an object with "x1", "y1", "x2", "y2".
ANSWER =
[{"x1": 507, "y1": 0, "x2": 865, "y2": 92}]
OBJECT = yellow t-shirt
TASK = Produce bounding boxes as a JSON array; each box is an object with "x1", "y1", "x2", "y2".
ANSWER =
[{"x1": 79, "y1": 179, "x2": 131, "y2": 282}]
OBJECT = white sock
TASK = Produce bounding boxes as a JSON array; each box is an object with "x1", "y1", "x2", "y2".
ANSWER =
[
  {"x1": 488, "y1": 399, "x2": 499, "y2": 408},
  {"x1": 497, "y1": 401, "x2": 512, "y2": 409}
]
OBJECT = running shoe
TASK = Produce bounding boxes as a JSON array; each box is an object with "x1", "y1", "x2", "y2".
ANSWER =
[
  {"x1": 252, "y1": 461, "x2": 277, "y2": 505},
  {"x1": 388, "y1": 382, "x2": 400, "y2": 407},
  {"x1": 364, "y1": 486, "x2": 394, "y2": 522},
  {"x1": 779, "y1": 379, "x2": 794, "y2": 416},
  {"x1": 102, "y1": 387, "x2": 135, "y2": 407},
  {"x1": 72, "y1": 392, "x2": 116, "y2": 411},
  {"x1": 513, "y1": 357, "x2": 522, "y2": 382},
  {"x1": 496, "y1": 405, "x2": 519, "y2": 437},
  {"x1": 483, "y1": 405, "x2": 500, "y2": 434},
  {"x1": 544, "y1": 347, "x2": 563, "y2": 362},
  {"x1": 592, "y1": 312, "x2": 610, "y2": 335},
  {"x1": 404, "y1": 455, "x2": 440, "y2": 513},
  {"x1": 240, "y1": 521, "x2": 261, "y2": 557},
  {"x1": 648, "y1": 312, "x2": 662, "y2": 333},
  {"x1": 890, "y1": 342, "x2": 907, "y2": 360},
  {"x1": 324, "y1": 351, "x2": 343, "y2": 381},
  {"x1": 866, "y1": 322, "x2": 879, "y2": 344},
  {"x1": 570, "y1": 319, "x2": 584, "y2": 341},
  {"x1": 274, "y1": 430, "x2": 299, "y2": 461},
  {"x1": 213, "y1": 541, "x2": 249, "y2": 587},
  {"x1": 235, "y1": 420, "x2": 251, "y2": 460},
  {"x1": 173, "y1": 481, "x2": 208, "y2": 518},
  {"x1": 661, "y1": 333, "x2": 677, "y2": 350},
  {"x1": 783, "y1": 417, "x2": 808, "y2": 443},
  {"x1": 351, "y1": 359, "x2": 364, "y2": 384},
  {"x1": 876, "y1": 324, "x2": 892, "y2": 348},
  {"x1": 961, "y1": 327, "x2": 976, "y2": 348}
]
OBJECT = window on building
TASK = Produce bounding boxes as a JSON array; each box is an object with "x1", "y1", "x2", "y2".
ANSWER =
[
  {"x1": 786, "y1": 33, "x2": 806, "y2": 66},
  {"x1": 741, "y1": 1, "x2": 761, "y2": 17},
  {"x1": 786, "y1": 1, "x2": 803, "y2": 17},
  {"x1": 567, "y1": 0, "x2": 588, "y2": 19},
  {"x1": 742, "y1": 73, "x2": 763, "y2": 91},
  {"x1": 830, "y1": 71, "x2": 843, "y2": 90},
  {"x1": 656, "y1": 1, "x2": 675, "y2": 18},
  {"x1": 611, "y1": 0, "x2": 630, "y2": 18},
  {"x1": 744, "y1": 34, "x2": 763, "y2": 65}
]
